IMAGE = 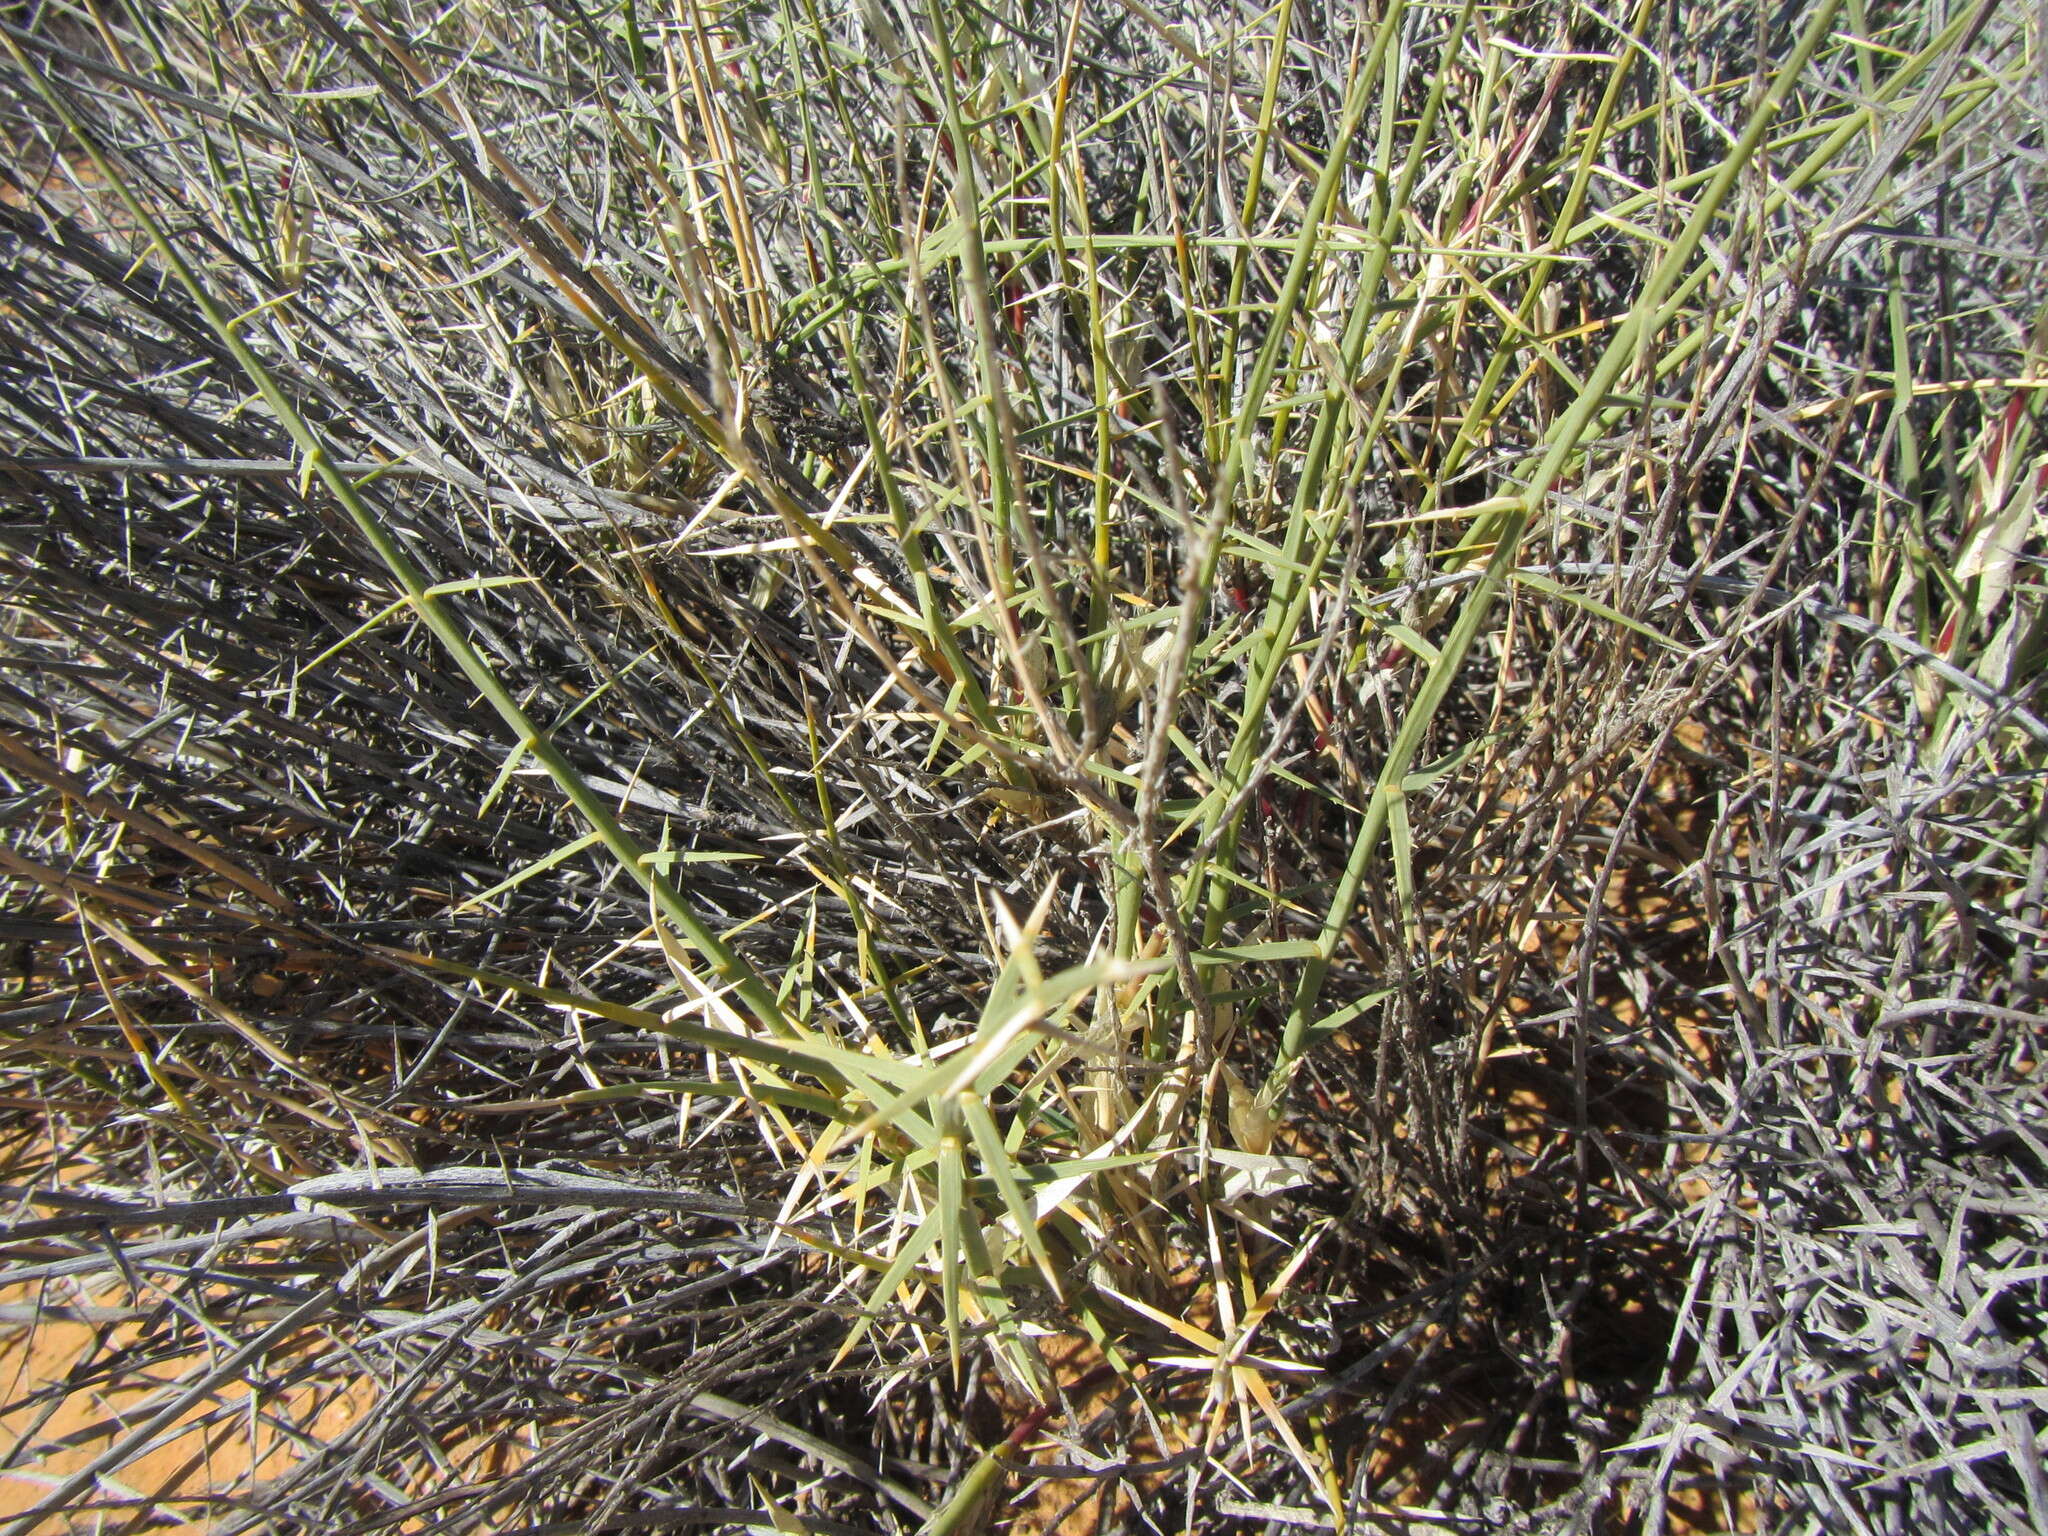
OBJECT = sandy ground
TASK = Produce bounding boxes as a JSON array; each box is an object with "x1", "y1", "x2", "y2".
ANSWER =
[{"x1": 0, "y1": 1279, "x2": 369, "y2": 1535}]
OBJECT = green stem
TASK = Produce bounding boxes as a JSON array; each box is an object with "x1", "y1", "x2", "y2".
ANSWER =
[{"x1": 1274, "y1": 0, "x2": 1850, "y2": 1079}]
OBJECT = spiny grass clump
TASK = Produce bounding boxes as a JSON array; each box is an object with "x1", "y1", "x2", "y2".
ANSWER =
[{"x1": 0, "y1": 0, "x2": 2043, "y2": 1530}]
